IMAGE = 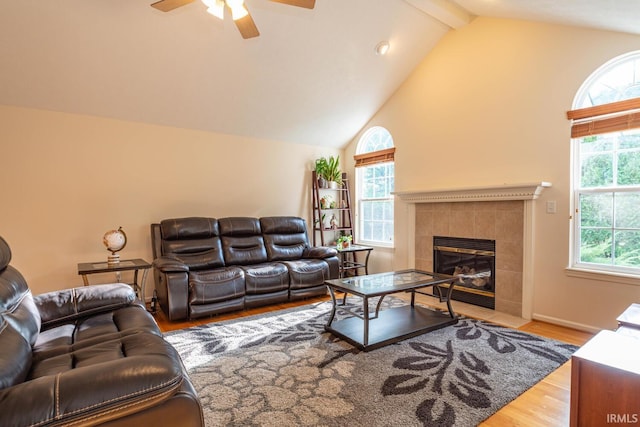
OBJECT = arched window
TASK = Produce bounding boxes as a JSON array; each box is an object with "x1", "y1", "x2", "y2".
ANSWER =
[
  {"x1": 354, "y1": 126, "x2": 395, "y2": 246},
  {"x1": 567, "y1": 51, "x2": 640, "y2": 275}
]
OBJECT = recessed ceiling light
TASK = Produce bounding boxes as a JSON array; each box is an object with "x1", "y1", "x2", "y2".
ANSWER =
[{"x1": 375, "y1": 41, "x2": 390, "y2": 56}]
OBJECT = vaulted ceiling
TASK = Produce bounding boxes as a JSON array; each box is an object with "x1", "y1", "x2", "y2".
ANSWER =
[{"x1": 2, "y1": 1, "x2": 639, "y2": 148}]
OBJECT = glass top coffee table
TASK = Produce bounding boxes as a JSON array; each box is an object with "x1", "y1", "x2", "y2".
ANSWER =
[{"x1": 324, "y1": 269, "x2": 458, "y2": 351}]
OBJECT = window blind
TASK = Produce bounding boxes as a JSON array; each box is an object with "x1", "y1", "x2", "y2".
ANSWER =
[
  {"x1": 354, "y1": 147, "x2": 395, "y2": 167},
  {"x1": 567, "y1": 97, "x2": 640, "y2": 138}
]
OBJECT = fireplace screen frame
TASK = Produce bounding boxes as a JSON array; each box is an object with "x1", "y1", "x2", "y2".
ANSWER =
[{"x1": 433, "y1": 236, "x2": 496, "y2": 309}]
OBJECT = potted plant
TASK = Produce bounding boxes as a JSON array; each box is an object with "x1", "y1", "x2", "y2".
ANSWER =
[
  {"x1": 336, "y1": 234, "x2": 352, "y2": 250},
  {"x1": 324, "y1": 155, "x2": 342, "y2": 188},
  {"x1": 320, "y1": 195, "x2": 332, "y2": 209},
  {"x1": 314, "y1": 158, "x2": 328, "y2": 188}
]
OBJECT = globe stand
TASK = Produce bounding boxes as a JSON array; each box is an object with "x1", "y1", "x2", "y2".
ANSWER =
[{"x1": 107, "y1": 252, "x2": 120, "y2": 266}]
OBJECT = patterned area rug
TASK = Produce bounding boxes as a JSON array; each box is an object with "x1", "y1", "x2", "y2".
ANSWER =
[{"x1": 164, "y1": 297, "x2": 578, "y2": 427}]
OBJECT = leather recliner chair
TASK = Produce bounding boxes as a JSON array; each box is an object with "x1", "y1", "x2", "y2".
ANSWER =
[{"x1": 0, "y1": 236, "x2": 204, "y2": 427}]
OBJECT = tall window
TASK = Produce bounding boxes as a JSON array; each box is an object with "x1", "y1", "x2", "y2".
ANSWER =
[
  {"x1": 354, "y1": 126, "x2": 395, "y2": 247},
  {"x1": 568, "y1": 51, "x2": 640, "y2": 274}
]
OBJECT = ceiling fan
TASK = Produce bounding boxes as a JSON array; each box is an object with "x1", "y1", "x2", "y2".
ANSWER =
[{"x1": 150, "y1": 0, "x2": 316, "y2": 39}]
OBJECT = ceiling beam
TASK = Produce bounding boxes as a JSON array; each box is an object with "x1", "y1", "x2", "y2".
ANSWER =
[{"x1": 404, "y1": 0, "x2": 473, "y2": 29}]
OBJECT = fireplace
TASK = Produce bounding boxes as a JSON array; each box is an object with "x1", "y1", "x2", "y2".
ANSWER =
[{"x1": 433, "y1": 236, "x2": 496, "y2": 309}]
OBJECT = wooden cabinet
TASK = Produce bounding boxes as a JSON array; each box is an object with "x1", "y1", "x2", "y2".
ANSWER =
[{"x1": 569, "y1": 306, "x2": 640, "y2": 427}]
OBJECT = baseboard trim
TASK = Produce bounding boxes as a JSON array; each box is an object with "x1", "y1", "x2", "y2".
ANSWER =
[{"x1": 532, "y1": 313, "x2": 602, "y2": 334}]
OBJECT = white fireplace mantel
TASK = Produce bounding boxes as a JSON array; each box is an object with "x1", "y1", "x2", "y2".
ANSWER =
[{"x1": 393, "y1": 182, "x2": 552, "y2": 203}]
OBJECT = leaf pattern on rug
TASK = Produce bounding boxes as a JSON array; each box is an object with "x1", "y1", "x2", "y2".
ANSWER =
[
  {"x1": 454, "y1": 318, "x2": 571, "y2": 363},
  {"x1": 380, "y1": 317, "x2": 577, "y2": 426},
  {"x1": 382, "y1": 340, "x2": 492, "y2": 427},
  {"x1": 165, "y1": 302, "x2": 331, "y2": 368}
]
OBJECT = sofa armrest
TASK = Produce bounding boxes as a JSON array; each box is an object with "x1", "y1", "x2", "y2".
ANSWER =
[
  {"x1": 154, "y1": 256, "x2": 190, "y2": 273},
  {"x1": 34, "y1": 283, "x2": 137, "y2": 329},
  {"x1": 303, "y1": 246, "x2": 338, "y2": 259}
]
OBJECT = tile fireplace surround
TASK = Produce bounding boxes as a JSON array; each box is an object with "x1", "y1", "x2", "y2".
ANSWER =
[{"x1": 394, "y1": 183, "x2": 551, "y2": 319}]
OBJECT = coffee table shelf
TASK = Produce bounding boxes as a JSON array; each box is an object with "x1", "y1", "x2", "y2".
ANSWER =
[{"x1": 327, "y1": 304, "x2": 456, "y2": 351}]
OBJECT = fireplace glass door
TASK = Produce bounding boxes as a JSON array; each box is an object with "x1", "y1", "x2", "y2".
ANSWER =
[{"x1": 433, "y1": 236, "x2": 495, "y2": 309}]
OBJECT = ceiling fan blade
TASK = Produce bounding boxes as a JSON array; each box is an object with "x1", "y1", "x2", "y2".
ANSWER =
[
  {"x1": 235, "y1": 13, "x2": 260, "y2": 39},
  {"x1": 150, "y1": 0, "x2": 196, "y2": 12},
  {"x1": 269, "y1": 0, "x2": 315, "y2": 9}
]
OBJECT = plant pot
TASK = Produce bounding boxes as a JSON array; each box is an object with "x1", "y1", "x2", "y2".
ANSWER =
[{"x1": 328, "y1": 181, "x2": 339, "y2": 189}]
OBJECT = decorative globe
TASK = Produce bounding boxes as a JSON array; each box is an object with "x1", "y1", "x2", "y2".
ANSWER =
[{"x1": 103, "y1": 227, "x2": 127, "y2": 264}]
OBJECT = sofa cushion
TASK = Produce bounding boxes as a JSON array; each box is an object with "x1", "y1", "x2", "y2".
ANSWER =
[
  {"x1": 241, "y1": 263, "x2": 289, "y2": 295},
  {"x1": 160, "y1": 217, "x2": 219, "y2": 241},
  {"x1": 219, "y1": 217, "x2": 262, "y2": 236},
  {"x1": 33, "y1": 304, "x2": 162, "y2": 354},
  {"x1": 189, "y1": 267, "x2": 245, "y2": 305},
  {"x1": 221, "y1": 236, "x2": 268, "y2": 265},
  {"x1": 281, "y1": 259, "x2": 331, "y2": 290},
  {"x1": 160, "y1": 217, "x2": 224, "y2": 270},
  {"x1": 30, "y1": 327, "x2": 165, "y2": 379},
  {"x1": 1, "y1": 333, "x2": 186, "y2": 427},
  {"x1": 220, "y1": 218, "x2": 268, "y2": 265},
  {"x1": 261, "y1": 216, "x2": 309, "y2": 261}
]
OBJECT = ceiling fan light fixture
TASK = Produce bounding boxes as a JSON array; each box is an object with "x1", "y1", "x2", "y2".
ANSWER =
[
  {"x1": 203, "y1": 0, "x2": 225, "y2": 19},
  {"x1": 224, "y1": 0, "x2": 248, "y2": 20},
  {"x1": 375, "y1": 41, "x2": 390, "y2": 56},
  {"x1": 230, "y1": 4, "x2": 249, "y2": 20}
]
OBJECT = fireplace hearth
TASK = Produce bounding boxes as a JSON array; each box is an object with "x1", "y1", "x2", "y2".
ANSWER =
[{"x1": 433, "y1": 236, "x2": 496, "y2": 309}]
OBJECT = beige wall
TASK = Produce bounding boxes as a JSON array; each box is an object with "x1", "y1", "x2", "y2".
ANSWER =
[
  {"x1": 346, "y1": 17, "x2": 640, "y2": 331},
  {"x1": 5, "y1": 16, "x2": 640, "y2": 331},
  {"x1": 1, "y1": 106, "x2": 339, "y2": 297}
]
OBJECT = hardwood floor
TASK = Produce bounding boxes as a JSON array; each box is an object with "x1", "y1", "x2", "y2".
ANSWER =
[{"x1": 153, "y1": 297, "x2": 594, "y2": 427}]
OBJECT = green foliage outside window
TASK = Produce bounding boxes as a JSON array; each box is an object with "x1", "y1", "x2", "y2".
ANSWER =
[{"x1": 578, "y1": 132, "x2": 640, "y2": 269}]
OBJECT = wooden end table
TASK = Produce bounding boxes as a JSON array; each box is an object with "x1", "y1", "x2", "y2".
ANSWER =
[{"x1": 331, "y1": 244, "x2": 373, "y2": 278}]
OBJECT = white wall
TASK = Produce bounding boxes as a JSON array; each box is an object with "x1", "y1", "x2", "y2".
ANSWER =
[
  {"x1": 345, "y1": 17, "x2": 640, "y2": 331},
  {"x1": 0, "y1": 106, "x2": 339, "y2": 297}
]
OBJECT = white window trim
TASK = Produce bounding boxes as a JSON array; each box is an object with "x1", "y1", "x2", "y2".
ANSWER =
[
  {"x1": 568, "y1": 50, "x2": 640, "y2": 278},
  {"x1": 355, "y1": 127, "x2": 395, "y2": 248},
  {"x1": 565, "y1": 266, "x2": 640, "y2": 286}
]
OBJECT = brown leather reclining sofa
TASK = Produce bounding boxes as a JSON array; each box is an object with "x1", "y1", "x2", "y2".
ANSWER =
[
  {"x1": 0, "y1": 236, "x2": 203, "y2": 427},
  {"x1": 151, "y1": 216, "x2": 339, "y2": 321}
]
